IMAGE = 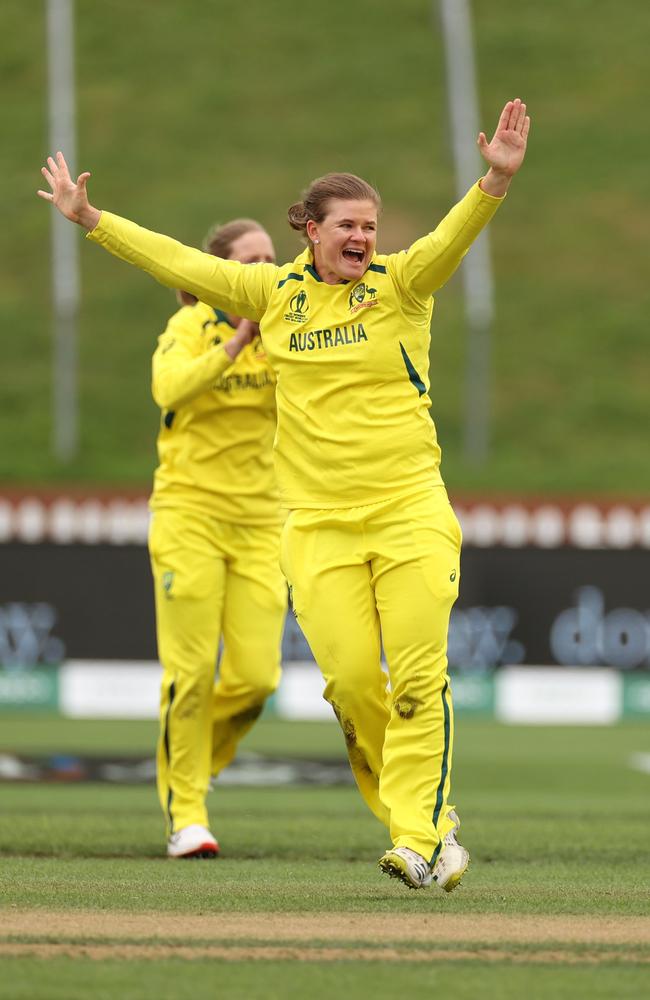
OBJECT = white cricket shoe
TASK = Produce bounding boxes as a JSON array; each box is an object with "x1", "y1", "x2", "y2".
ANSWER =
[
  {"x1": 378, "y1": 846, "x2": 433, "y2": 889},
  {"x1": 167, "y1": 824, "x2": 219, "y2": 859},
  {"x1": 431, "y1": 809, "x2": 469, "y2": 892},
  {"x1": 378, "y1": 810, "x2": 469, "y2": 891}
]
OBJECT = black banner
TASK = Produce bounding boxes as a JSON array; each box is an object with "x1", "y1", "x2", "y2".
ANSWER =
[{"x1": 0, "y1": 544, "x2": 648, "y2": 670}]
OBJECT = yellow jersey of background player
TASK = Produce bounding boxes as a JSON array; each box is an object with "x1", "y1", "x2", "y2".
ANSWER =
[{"x1": 151, "y1": 302, "x2": 279, "y2": 525}]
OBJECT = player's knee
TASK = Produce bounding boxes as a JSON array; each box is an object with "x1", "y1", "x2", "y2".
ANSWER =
[
  {"x1": 323, "y1": 674, "x2": 366, "y2": 716},
  {"x1": 240, "y1": 660, "x2": 280, "y2": 703},
  {"x1": 392, "y1": 693, "x2": 419, "y2": 719},
  {"x1": 390, "y1": 668, "x2": 448, "y2": 720},
  {"x1": 249, "y1": 676, "x2": 279, "y2": 702},
  {"x1": 230, "y1": 700, "x2": 266, "y2": 728}
]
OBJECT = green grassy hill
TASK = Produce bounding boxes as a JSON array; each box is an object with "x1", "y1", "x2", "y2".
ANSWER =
[{"x1": 3, "y1": 0, "x2": 649, "y2": 493}]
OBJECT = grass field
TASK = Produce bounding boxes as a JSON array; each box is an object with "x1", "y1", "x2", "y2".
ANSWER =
[
  {"x1": 3, "y1": 0, "x2": 650, "y2": 492},
  {"x1": 1, "y1": 716, "x2": 648, "y2": 998}
]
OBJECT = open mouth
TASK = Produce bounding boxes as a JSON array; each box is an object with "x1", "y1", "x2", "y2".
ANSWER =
[{"x1": 342, "y1": 248, "x2": 365, "y2": 264}]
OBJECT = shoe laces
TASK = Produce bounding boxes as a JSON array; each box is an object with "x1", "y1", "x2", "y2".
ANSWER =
[
  {"x1": 443, "y1": 827, "x2": 459, "y2": 848},
  {"x1": 398, "y1": 847, "x2": 430, "y2": 881}
]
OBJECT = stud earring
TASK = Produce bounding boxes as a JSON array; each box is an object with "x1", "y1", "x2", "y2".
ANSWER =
[{"x1": 314, "y1": 238, "x2": 320, "y2": 244}]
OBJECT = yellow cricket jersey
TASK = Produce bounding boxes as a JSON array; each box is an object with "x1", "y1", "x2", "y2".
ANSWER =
[
  {"x1": 151, "y1": 302, "x2": 280, "y2": 524},
  {"x1": 89, "y1": 182, "x2": 503, "y2": 509}
]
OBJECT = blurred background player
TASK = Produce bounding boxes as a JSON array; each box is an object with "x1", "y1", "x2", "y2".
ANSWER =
[
  {"x1": 148, "y1": 219, "x2": 286, "y2": 858},
  {"x1": 38, "y1": 97, "x2": 529, "y2": 885}
]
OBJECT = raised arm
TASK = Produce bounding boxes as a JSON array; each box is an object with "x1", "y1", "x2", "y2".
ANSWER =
[
  {"x1": 38, "y1": 151, "x2": 100, "y2": 229},
  {"x1": 388, "y1": 98, "x2": 530, "y2": 303},
  {"x1": 38, "y1": 152, "x2": 276, "y2": 320},
  {"x1": 478, "y1": 98, "x2": 530, "y2": 198}
]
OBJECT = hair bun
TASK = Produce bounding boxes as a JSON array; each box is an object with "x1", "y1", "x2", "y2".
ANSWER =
[{"x1": 287, "y1": 201, "x2": 309, "y2": 232}]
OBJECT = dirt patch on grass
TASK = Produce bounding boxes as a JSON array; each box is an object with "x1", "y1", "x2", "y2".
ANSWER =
[
  {"x1": 0, "y1": 942, "x2": 648, "y2": 965},
  {"x1": 2, "y1": 911, "x2": 650, "y2": 946}
]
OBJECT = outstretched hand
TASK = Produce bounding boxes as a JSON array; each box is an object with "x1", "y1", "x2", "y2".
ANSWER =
[
  {"x1": 478, "y1": 98, "x2": 530, "y2": 197},
  {"x1": 37, "y1": 151, "x2": 101, "y2": 230}
]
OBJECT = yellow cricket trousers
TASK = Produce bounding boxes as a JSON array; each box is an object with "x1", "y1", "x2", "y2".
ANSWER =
[
  {"x1": 149, "y1": 507, "x2": 286, "y2": 834},
  {"x1": 280, "y1": 486, "x2": 461, "y2": 863}
]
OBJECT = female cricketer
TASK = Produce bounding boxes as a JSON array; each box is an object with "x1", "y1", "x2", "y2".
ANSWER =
[
  {"x1": 149, "y1": 219, "x2": 286, "y2": 859},
  {"x1": 39, "y1": 97, "x2": 530, "y2": 889}
]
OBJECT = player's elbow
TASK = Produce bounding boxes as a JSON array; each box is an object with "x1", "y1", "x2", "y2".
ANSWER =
[{"x1": 152, "y1": 376, "x2": 180, "y2": 411}]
